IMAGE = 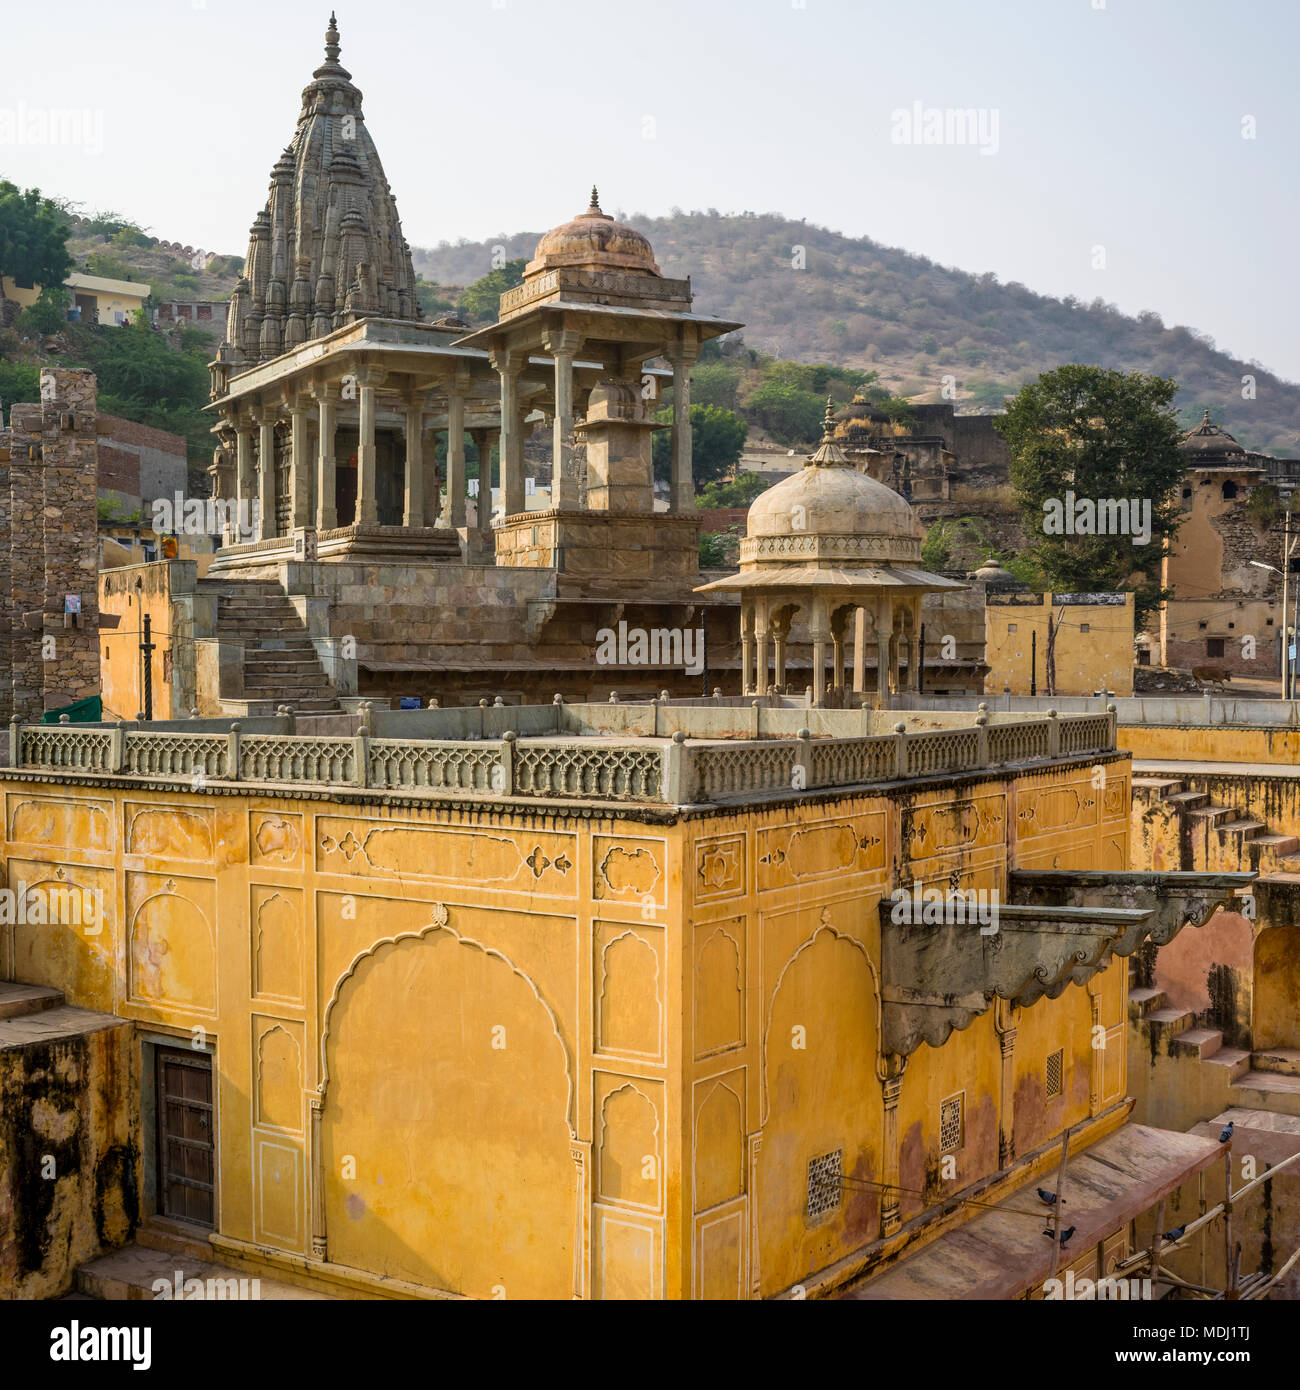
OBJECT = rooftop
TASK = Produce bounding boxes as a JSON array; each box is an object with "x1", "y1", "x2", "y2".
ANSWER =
[{"x1": 6, "y1": 698, "x2": 1119, "y2": 813}]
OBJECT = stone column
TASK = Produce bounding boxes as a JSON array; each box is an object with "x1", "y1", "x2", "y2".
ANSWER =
[
  {"x1": 313, "y1": 386, "x2": 337, "y2": 531},
  {"x1": 543, "y1": 329, "x2": 583, "y2": 511},
  {"x1": 669, "y1": 339, "x2": 700, "y2": 514},
  {"x1": 422, "y1": 425, "x2": 440, "y2": 527},
  {"x1": 853, "y1": 607, "x2": 867, "y2": 694},
  {"x1": 772, "y1": 609, "x2": 790, "y2": 691},
  {"x1": 830, "y1": 607, "x2": 848, "y2": 695},
  {"x1": 255, "y1": 406, "x2": 278, "y2": 541},
  {"x1": 444, "y1": 375, "x2": 468, "y2": 528},
  {"x1": 355, "y1": 367, "x2": 383, "y2": 526},
  {"x1": 402, "y1": 393, "x2": 424, "y2": 528},
  {"x1": 996, "y1": 1000, "x2": 1018, "y2": 1168},
  {"x1": 235, "y1": 421, "x2": 255, "y2": 538},
  {"x1": 740, "y1": 603, "x2": 754, "y2": 697},
  {"x1": 876, "y1": 598, "x2": 892, "y2": 702},
  {"x1": 754, "y1": 599, "x2": 769, "y2": 697},
  {"x1": 910, "y1": 598, "x2": 924, "y2": 691},
  {"x1": 490, "y1": 349, "x2": 525, "y2": 519},
  {"x1": 288, "y1": 395, "x2": 312, "y2": 531},
  {"x1": 810, "y1": 597, "x2": 830, "y2": 707}
]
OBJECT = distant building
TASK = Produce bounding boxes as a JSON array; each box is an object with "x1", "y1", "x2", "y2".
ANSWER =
[
  {"x1": 986, "y1": 590, "x2": 1136, "y2": 697},
  {"x1": 2, "y1": 271, "x2": 148, "y2": 327}
]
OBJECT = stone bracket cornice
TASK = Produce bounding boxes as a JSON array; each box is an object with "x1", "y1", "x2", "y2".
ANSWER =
[{"x1": 878, "y1": 901, "x2": 1148, "y2": 1056}]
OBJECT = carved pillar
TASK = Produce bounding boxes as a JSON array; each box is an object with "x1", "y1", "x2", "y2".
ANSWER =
[
  {"x1": 255, "y1": 406, "x2": 278, "y2": 541},
  {"x1": 490, "y1": 349, "x2": 525, "y2": 519},
  {"x1": 444, "y1": 375, "x2": 468, "y2": 528},
  {"x1": 740, "y1": 603, "x2": 754, "y2": 697},
  {"x1": 312, "y1": 385, "x2": 337, "y2": 531},
  {"x1": 310, "y1": 1092, "x2": 327, "y2": 1260},
  {"x1": 829, "y1": 606, "x2": 849, "y2": 695},
  {"x1": 543, "y1": 329, "x2": 582, "y2": 511},
  {"x1": 772, "y1": 608, "x2": 790, "y2": 691},
  {"x1": 876, "y1": 598, "x2": 892, "y2": 701},
  {"x1": 909, "y1": 598, "x2": 923, "y2": 691},
  {"x1": 996, "y1": 998, "x2": 1018, "y2": 1168},
  {"x1": 355, "y1": 367, "x2": 383, "y2": 525},
  {"x1": 1088, "y1": 981, "x2": 1103, "y2": 1117},
  {"x1": 482, "y1": 428, "x2": 500, "y2": 535},
  {"x1": 754, "y1": 598, "x2": 769, "y2": 697},
  {"x1": 235, "y1": 421, "x2": 254, "y2": 538},
  {"x1": 853, "y1": 606, "x2": 867, "y2": 695},
  {"x1": 810, "y1": 596, "x2": 830, "y2": 707},
  {"x1": 288, "y1": 395, "x2": 312, "y2": 531},
  {"x1": 881, "y1": 1061, "x2": 906, "y2": 1237},
  {"x1": 402, "y1": 392, "x2": 424, "y2": 528},
  {"x1": 469, "y1": 427, "x2": 490, "y2": 533},
  {"x1": 669, "y1": 339, "x2": 700, "y2": 514}
]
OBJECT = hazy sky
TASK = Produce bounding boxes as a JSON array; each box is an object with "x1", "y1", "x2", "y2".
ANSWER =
[{"x1": 4, "y1": 0, "x2": 1296, "y2": 377}]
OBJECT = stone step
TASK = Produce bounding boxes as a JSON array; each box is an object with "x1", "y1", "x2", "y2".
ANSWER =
[
  {"x1": 1248, "y1": 835, "x2": 1300, "y2": 872},
  {"x1": 244, "y1": 659, "x2": 324, "y2": 673},
  {"x1": 75, "y1": 1243, "x2": 337, "y2": 1300},
  {"x1": 1252, "y1": 1047, "x2": 1300, "y2": 1077},
  {"x1": 1171, "y1": 1027, "x2": 1224, "y2": 1060},
  {"x1": 1187, "y1": 805, "x2": 1239, "y2": 827},
  {"x1": 1132, "y1": 777, "x2": 1183, "y2": 793},
  {"x1": 1220, "y1": 819, "x2": 1267, "y2": 838},
  {"x1": 0, "y1": 981, "x2": 64, "y2": 1019},
  {"x1": 1230, "y1": 1070, "x2": 1300, "y2": 1103},
  {"x1": 1127, "y1": 985, "x2": 1167, "y2": 1018},
  {"x1": 1143, "y1": 1007, "x2": 1195, "y2": 1039},
  {"x1": 1203, "y1": 1047, "x2": 1253, "y2": 1081},
  {"x1": 1166, "y1": 790, "x2": 1209, "y2": 810},
  {"x1": 134, "y1": 1217, "x2": 217, "y2": 1264}
]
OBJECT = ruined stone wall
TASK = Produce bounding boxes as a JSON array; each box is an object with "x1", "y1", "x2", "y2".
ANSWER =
[
  {"x1": 0, "y1": 1017, "x2": 138, "y2": 1299},
  {"x1": 1, "y1": 370, "x2": 103, "y2": 720}
]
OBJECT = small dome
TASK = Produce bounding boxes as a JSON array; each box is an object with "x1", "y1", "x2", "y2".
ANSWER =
[
  {"x1": 1181, "y1": 409, "x2": 1246, "y2": 458},
  {"x1": 834, "y1": 392, "x2": 890, "y2": 429},
  {"x1": 746, "y1": 400, "x2": 918, "y2": 543},
  {"x1": 969, "y1": 560, "x2": 1015, "y2": 585},
  {"x1": 527, "y1": 187, "x2": 660, "y2": 277}
]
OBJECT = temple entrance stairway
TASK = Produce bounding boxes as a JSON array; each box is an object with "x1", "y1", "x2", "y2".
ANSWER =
[{"x1": 203, "y1": 579, "x2": 340, "y2": 714}]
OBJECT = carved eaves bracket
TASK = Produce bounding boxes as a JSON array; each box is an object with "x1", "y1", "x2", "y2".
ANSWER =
[
  {"x1": 1009, "y1": 870, "x2": 1256, "y2": 982},
  {"x1": 878, "y1": 901, "x2": 1150, "y2": 1056}
]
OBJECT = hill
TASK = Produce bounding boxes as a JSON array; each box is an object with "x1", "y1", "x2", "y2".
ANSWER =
[{"x1": 413, "y1": 211, "x2": 1300, "y2": 456}]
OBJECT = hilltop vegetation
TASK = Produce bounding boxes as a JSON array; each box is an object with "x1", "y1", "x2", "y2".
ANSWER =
[{"x1": 414, "y1": 210, "x2": 1300, "y2": 456}]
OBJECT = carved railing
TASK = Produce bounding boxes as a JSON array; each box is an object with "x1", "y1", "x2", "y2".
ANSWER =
[
  {"x1": 239, "y1": 735, "x2": 355, "y2": 784},
  {"x1": 369, "y1": 739, "x2": 499, "y2": 792},
  {"x1": 694, "y1": 743, "x2": 794, "y2": 800},
  {"x1": 127, "y1": 732, "x2": 229, "y2": 778},
  {"x1": 905, "y1": 727, "x2": 981, "y2": 777},
  {"x1": 512, "y1": 742, "x2": 663, "y2": 802},
  {"x1": 1059, "y1": 714, "x2": 1111, "y2": 757},
  {"x1": 19, "y1": 728, "x2": 113, "y2": 772},
  {"x1": 808, "y1": 736, "x2": 895, "y2": 788},
  {"x1": 987, "y1": 720, "x2": 1050, "y2": 766}
]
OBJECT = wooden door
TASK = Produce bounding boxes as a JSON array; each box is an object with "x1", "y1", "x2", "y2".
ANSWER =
[{"x1": 156, "y1": 1047, "x2": 215, "y2": 1227}]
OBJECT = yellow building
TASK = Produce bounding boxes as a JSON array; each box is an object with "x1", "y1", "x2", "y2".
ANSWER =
[
  {"x1": 2, "y1": 271, "x2": 148, "y2": 326},
  {"x1": 984, "y1": 591, "x2": 1135, "y2": 697},
  {"x1": 0, "y1": 698, "x2": 1229, "y2": 1299}
]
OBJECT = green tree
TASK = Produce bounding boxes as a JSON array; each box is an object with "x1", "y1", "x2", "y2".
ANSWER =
[
  {"x1": 996, "y1": 364, "x2": 1185, "y2": 626},
  {"x1": 696, "y1": 471, "x2": 770, "y2": 509},
  {"x1": 741, "y1": 380, "x2": 824, "y2": 445},
  {"x1": 652, "y1": 403, "x2": 748, "y2": 487},
  {"x1": 457, "y1": 258, "x2": 526, "y2": 323},
  {"x1": 0, "y1": 182, "x2": 73, "y2": 305}
]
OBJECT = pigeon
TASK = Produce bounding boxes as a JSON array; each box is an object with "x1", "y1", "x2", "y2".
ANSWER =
[
  {"x1": 1220, "y1": 1122, "x2": 1234, "y2": 1144},
  {"x1": 1043, "y1": 1225, "x2": 1076, "y2": 1247},
  {"x1": 1163, "y1": 1225, "x2": 1187, "y2": 1243},
  {"x1": 1036, "y1": 1188, "x2": 1059, "y2": 1206}
]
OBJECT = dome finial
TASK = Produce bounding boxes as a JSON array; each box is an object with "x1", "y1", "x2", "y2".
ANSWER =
[
  {"x1": 1202, "y1": 408, "x2": 1212, "y2": 425},
  {"x1": 589, "y1": 185, "x2": 601, "y2": 212},
  {"x1": 822, "y1": 396, "x2": 836, "y2": 440},
  {"x1": 325, "y1": 11, "x2": 340, "y2": 62}
]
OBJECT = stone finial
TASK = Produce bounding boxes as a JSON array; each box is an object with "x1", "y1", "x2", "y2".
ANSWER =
[
  {"x1": 325, "y1": 11, "x2": 341, "y2": 63},
  {"x1": 589, "y1": 185, "x2": 600, "y2": 211}
]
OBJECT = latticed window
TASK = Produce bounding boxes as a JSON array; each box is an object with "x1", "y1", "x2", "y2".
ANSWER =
[
  {"x1": 1046, "y1": 1048, "x2": 1064, "y2": 1099},
  {"x1": 940, "y1": 1093, "x2": 964, "y2": 1153},
  {"x1": 806, "y1": 1149, "x2": 842, "y2": 1218}
]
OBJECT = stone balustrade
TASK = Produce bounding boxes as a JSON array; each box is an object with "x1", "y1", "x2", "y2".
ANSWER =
[{"x1": 4, "y1": 703, "x2": 1119, "y2": 807}]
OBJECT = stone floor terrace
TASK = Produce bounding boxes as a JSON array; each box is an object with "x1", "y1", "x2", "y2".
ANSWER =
[{"x1": 3, "y1": 696, "x2": 1119, "y2": 811}]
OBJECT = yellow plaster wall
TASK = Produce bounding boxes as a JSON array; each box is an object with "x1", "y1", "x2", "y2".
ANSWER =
[
  {"x1": 1121, "y1": 724, "x2": 1300, "y2": 767},
  {"x1": 0, "y1": 748, "x2": 1132, "y2": 1300},
  {"x1": 98, "y1": 563, "x2": 178, "y2": 720},
  {"x1": 985, "y1": 594, "x2": 1135, "y2": 697}
]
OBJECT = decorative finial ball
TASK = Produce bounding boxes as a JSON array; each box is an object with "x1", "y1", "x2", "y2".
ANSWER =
[
  {"x1": 894, "y1": 722, "x2": 907, "y2": 734},
  {"x1": 672, "y1": 730, "x2": 686, "y2": 744}
]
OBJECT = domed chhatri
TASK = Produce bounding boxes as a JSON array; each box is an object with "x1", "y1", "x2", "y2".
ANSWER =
[
  {"x1": 747, "y1": 400, "x2": 919, "y2": 553},
  {"x1": 527, "y1": 187, "x2": 661, "y2": 279},
  {"x1": 696, "y1": 399, "x2": 963, "y2": 707},
  {"x1": 1180, "y1": 409, "x2": 1246, "y2": 459}
]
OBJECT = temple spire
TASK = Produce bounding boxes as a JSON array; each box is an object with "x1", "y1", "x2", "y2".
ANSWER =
[{"x1": 326, "y1": 11, "x2": 340, "y2": 63}]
